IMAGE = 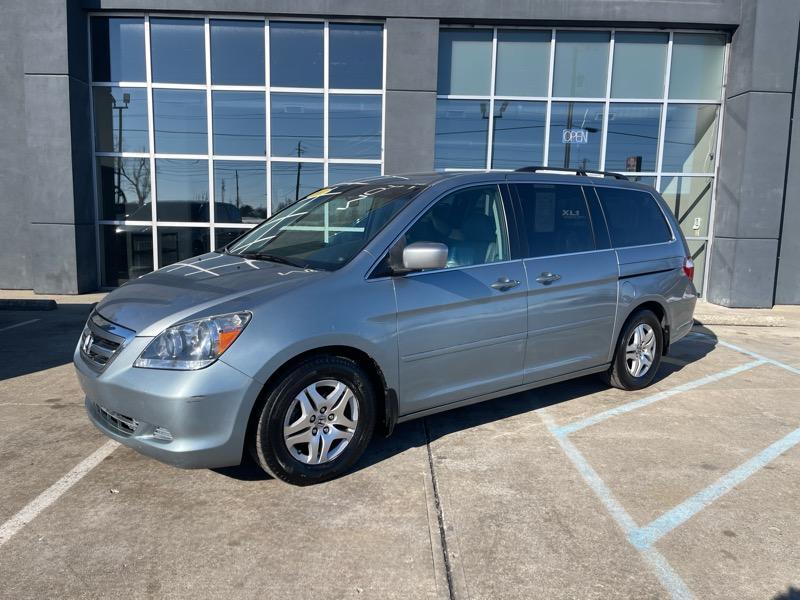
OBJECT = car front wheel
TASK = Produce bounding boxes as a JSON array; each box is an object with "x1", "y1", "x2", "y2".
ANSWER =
[{"x1": 249, "y1": 355, "x2": 376, "y2": 485}]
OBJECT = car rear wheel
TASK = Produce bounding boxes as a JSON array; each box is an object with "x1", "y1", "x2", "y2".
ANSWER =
[
  {"x1": 249, "y1": 355, "x2": 376, "y2": 485},
  {"x1": 604, "y1": 309, "x2": 663, "y2": 391}
]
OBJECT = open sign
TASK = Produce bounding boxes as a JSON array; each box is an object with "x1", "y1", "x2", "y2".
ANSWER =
[{"x1": 562, "y1": 128, "x2": 589, "y2": 144}]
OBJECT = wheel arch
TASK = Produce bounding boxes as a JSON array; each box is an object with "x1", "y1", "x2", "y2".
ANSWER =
[{"x1": 621, "y1": 298, "x2": 671, "y2": 354}]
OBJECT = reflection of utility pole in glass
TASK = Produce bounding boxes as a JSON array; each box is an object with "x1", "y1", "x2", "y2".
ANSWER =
[
  {"x1": 563, "y1": 103, "x2": 598, "y2": 169},
  {"x1": 294, "y1": 141, "x2": 305, "y2": 203},
  {"x1": 112, "y1": 92, "x2": 130, "y2": 207},
  {"x1": 235, "y1": 169, "x2": 240, "y2": 208}
]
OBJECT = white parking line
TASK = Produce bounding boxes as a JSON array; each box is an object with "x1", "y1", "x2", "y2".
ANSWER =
[
  {"x1": 0, "y1": 440, "x2": 118, "y2": 549},
  {"x1": 0, "y1": 319, "x2": 40, "y2": 333}
]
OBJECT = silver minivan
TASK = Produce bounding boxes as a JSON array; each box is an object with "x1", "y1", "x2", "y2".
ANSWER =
[{"x1": 75, "y1": 169, "x2": 697, "y2": 485}]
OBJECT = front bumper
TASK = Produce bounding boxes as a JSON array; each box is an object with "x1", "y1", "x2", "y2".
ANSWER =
[{"x1": 75, "y1": 338, "x2": 263, "y2": 469}]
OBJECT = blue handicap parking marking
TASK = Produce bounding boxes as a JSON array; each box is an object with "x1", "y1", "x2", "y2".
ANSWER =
[{"x1": 541, "y1": 333, "x2": 800, "y2": 600}]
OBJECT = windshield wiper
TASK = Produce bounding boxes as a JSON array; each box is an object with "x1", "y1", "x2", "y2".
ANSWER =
[{"x1": 239, "y1": 252, "x2": 307, "y2": 268}]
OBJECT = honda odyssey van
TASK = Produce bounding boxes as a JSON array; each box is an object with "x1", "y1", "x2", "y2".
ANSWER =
[{"x1": 75, "y1": 168, "x2": 697, "y2": 485}]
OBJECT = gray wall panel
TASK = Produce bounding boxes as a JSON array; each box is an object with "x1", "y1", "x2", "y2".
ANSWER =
[
  {"x1": 707, "y1": 237, "x2": 779, "y2": 308},
  {"x1": 0, "y1": 3, "x2": 32, "y2": 289},
  {"x1": 384, "y1": 91, "x2": 437, "y2": 174},
  {"x1": 82, "y1": 0, "x2": 741, "y2": 26},
  {"x1": 386, "y1": 18, "x2": 439, "y2": 92}
]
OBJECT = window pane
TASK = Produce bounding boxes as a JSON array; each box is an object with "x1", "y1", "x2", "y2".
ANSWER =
[
  {"x1": 404, "y1": 185, "x2": 508, "y2": 268},
  {"x1": 270, "y1": 162, "x2": 323, "y2": 213},
  {"x1": 611, "y1": 32, "x2": 667, "y2": 99},
  {"x1": 596, "y1": 187, "x2": 672, "y2": 247},
  {"x1": 669, "y1": 33, "x2": 726, "y2": 100},
  {"x1": 270, "y1": 93, "x2": 323, "y2": 158},
  {"x1": 150, "y1": 18, "x2": 205, "y2": 84},
  {"x1": 214, "y1": 161, "x2": 266, "y2": 224},
  {"x1": 91, "y1": 17, "x2": 146, "y2": 82},
  {"x1": 153, "y1": 89, "x2": 207, "y2": 154},
  {"x1": 158, "y1": 227, "x2": 211, "y2": 266},
  {"x1": 660, "y1": 175, "x2": 713, "y2": 238},
  {"x1": 96, "y1": 157, "x2": 152, "y2": 221},
  {"x1": 329, "y1": 95, "x2": 381, "y2": 159},
  {"x1": 210, "y1": 20, "x2": 265, "y2": 86},
  {"x1": 434, "y1": 99, "x2": 489, "y2": 170},
  {"x1": 604, "y1": 103, "x2": 661, "y2": 172},
  {"x1": 329, "y1": 24, "x2": 383, "y2": 89},
  {"x1": 662, "y1": 104, "x2": 719, "y2": 173},
  {"x1": 553, "y1": 31, "x2": 610, "y2": 97},
  {"x1": 495, "y1": 30, "x2": 550, "y2": 97},
  {"x1": 100, "y1": 224, "x2": 153, "y2": 287},
  {"x1": 328, "y1": 163, "x2": 382, "y2": 185},
  {"x1": 212, "y1": 91, "x2": 266, "y2": 156},
  {"x1": 270, "y1": 22, "x2": 323, "y2": 88},
  {"x1": 491, "y1": 101, "x2": 546, "y2": 169},
  {"x1": 155, "y1": 159, "x2": 209, "y2": 222},
  {"x1": 548, "y1": 102, "x2": 604, "y2": 169},
  {"x1": 515, "y1": 184, "x2": 595, "y2": 257},
  {"x1": 93, "y1": 87, "x2": 149, "y2": 153},
  {"x1": 215, "y1": 227, "x2": 250, "y2": 249},
  {"x1": 437, "y1": 29, "x2": 492, "y2": 96}
]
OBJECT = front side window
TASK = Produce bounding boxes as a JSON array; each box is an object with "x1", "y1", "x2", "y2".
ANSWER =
[
  {"x1": 595, "y1": 187, "x2": 672, "y2": 248},
  {"x1": 514, "y1": 184, "x2": 595, "y2": 258},
  {"x1": 404, "y1": 185, "x2": 509, "y2": 269},
  {"x1": 226, "y1": 183, "x2": 423, "y2": 270}
]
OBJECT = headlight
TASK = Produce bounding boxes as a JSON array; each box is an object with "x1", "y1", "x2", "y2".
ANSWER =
[{"x1": 134, "y1": 312, "x2": 251, "y2": 370}]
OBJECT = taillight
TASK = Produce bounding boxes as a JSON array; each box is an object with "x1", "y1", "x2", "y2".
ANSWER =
[{"x1": 683, "y1": 257, "x2": 695, "y2": 280}]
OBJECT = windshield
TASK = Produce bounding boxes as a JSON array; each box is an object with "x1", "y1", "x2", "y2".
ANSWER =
[{"x1": 224, "y1": 182, "x2": 424, "y2": 270}]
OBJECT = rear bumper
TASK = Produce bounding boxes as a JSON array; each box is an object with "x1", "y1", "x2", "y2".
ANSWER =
[
  {"x1": 75, "y1": 341, "x2": 263, "y2": 469},
  {"x1": 668, "y1": 289, "x2": 698, "y2": 347}
]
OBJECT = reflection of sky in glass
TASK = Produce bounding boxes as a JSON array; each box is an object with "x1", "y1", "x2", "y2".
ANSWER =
[
  {"x1": 214, "y1": 161, "x2": 266, "y2": 223},
  {"x1": 91, "y1": 17, "x2": 146, "y2": 82},
  {"x1": 434, "y1": 99, "x2": 489, "y2": 170},
  {"x1": 153, "y1": 89, "x2": 207, "y2": 154},
  {"x1": 329, "y1": 95, "x2": 381, "y2": 159},
  {"x1": 548, "y1": 102, "x2": 604, "y2": 170},
  {"x1": 212, "y1": 92, "x2": 266, "y2": 156},
  {"x1": 93, "y1": 87, "x2": 149, "y2": 153},
  {"x1": 329, "y1": 24, "x2": 383, "y2": 89},
  {"x1": 491, "y1": 100, "x2": 546, "y2": 169},
  {"x1": 270, "y1": 93, "x2": 323, "y2": 158},
  {"x1": 604, "y1": 103, "x2": 661, "y2": 172},
  {"x1": 155, "y1": 159, "x2": 209, "y2": 222},
  {"x1": 96, "y1": 156, "x2": 151, "y2": 220},
  {"x1": 150, "y1": 18, "x2": 205, "y2": 84},
  {"x1": 210, "y1": 20, "x2": 265, "y2": 86},
  {"x1": 270, "y1": 22, "x2": 323, "y2": 88},
  {"x1": 271, "y1": 163, "x2": 323, "y2": 213},
  {"x1": 553, "y1": 31, "x2": 609, "y2": 97}
]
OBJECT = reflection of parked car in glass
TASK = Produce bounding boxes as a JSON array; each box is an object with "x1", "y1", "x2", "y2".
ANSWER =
[{"x1": 76, "y1": 168, "x2": 696, "y2": 486}]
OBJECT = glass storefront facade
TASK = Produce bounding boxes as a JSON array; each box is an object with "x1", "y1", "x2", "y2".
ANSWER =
[
  {"x1": 434, "y1": 28, "x2": 727, "y2": 294},
  {"x1": 90, "y1": 16, "x2": 385, "y2": 286}
]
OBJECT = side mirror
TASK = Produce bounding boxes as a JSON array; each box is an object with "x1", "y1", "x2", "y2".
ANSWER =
[{"x1": 402, "y1": 242, "x2": 448, "y2": 271}]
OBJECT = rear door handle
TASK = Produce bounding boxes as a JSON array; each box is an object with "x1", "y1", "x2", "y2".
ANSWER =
[
  {"x1": 491, "y1": 277, "x2": 521, "y2": 291},
  {"x1": 535, "y1": 272, "x2": 561, "y2": 285}
]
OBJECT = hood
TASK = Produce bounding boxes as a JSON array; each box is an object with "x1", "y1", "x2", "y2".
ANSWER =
[{"x1": 95, "y1": 252, "x2": 323, "y2": 336}]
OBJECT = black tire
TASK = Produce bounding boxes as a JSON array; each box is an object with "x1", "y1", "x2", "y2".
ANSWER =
[
  {"x1": 603, "y1": 309, "x2": 664, "y2": 391},
  {"x1": 249, "y1": 355, "x2": 376, "y2": 486}
]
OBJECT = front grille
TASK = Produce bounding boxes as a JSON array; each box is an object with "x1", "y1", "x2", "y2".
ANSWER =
[
  {"x1": 94, "y1": 402, "x2": 139, "y2": 436},
  {"x1": 80, "y1": 312, "x2": 135, "y2": 372}
]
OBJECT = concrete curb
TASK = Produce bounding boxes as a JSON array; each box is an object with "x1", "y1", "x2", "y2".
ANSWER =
[{"x1": 0, "y1": 299, "x2": 57, "y2": 311}]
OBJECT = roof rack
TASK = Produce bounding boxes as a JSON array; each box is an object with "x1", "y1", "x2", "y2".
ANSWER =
[{"x1": 513, "y1": 166, "x2": 630, "y2": 181}]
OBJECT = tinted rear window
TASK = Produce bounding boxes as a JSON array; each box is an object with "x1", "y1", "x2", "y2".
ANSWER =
[
  {"x1": 595, "y1": 187, "x2": 672, "y2": 248},
  {"x1": 514, "y1": 184, "x2": 595, "y2": 257}
]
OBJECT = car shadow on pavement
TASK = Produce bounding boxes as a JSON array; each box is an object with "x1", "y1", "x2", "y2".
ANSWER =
[
  {"x1": 217, "y1": 326, "x2": 719, "y2": 483},
  {"x1": 0, "y1": 304, "x2": 96, "y2": 381}
]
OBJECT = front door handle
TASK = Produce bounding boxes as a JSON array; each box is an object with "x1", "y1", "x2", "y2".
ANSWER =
[
  {"x1": 535, "y1": 272, "x2": 561, "y2": 285},
  {"x1": 491, "y1": 277, "x2": 521, "y2": 291}
]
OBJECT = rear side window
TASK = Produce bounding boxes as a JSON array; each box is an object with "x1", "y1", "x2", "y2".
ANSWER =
[
  {"x1": 595, "y1": 187, "x2": 672, "y2": 248},
  {"x1": 514, "y1": 183, "x2": 595, "y2": 258}
]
